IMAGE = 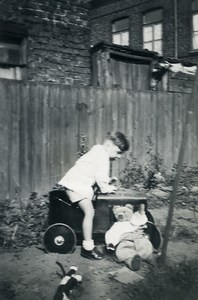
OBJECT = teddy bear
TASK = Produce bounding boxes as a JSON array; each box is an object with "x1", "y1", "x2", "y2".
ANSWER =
[{"x1": 105, "y1": 204, "x2": 153, "y2": 271}]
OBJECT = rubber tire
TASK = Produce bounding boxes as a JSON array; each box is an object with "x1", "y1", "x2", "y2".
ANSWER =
[{"x1": 43, "y1": 223, "x2": 77, "y2": 254}]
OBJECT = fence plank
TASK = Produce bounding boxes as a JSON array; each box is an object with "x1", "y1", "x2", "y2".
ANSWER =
[
  {"x1": 8, "y1": 81, "x2": 20, "y2": 196},
  {"x1": 0, "y1": 80, "x2": 11, "y2": 199},
  {"x1": 67, "y1": 86, "x2": 78, "y2": 170},
  {"x1": 191, "y1": 91, "x2": 198, "y2": 165}
]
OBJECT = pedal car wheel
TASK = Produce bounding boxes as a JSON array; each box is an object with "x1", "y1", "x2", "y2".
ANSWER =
[{"x1": 44, "y1": 223, "x2": 77, "y2": 254}]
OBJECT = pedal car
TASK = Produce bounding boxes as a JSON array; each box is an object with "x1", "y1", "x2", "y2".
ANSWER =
[{"x1": 43, "y1": 188, "x2": 161, "y2": 254}]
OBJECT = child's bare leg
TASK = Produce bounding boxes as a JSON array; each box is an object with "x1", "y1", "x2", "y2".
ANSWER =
[
  {"x1": 78, "y1": 198, "x2": 95, "y2": 248},
  {"x1": 78, "y1": 198, "x2": 103, "y2": 260}
]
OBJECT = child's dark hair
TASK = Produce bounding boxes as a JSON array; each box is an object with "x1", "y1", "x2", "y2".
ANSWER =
[{"x1": 106, "y1": 131, "x2": 129, "y2": 153}]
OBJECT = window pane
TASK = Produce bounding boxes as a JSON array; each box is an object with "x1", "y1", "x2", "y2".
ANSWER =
[
  {"x1": 0, "y1": 67, "x2": 22, "y2": 80},
  {"x1": 193, "y1": 32, "x2": 198, "y2": 49},
  {"x1": 0, "y1": 42, "x2": 22, "y2": 65},
  {"x1": 113, "y1": 33, "x2": 121, "y2": 45},
  {"x1": 143, "y1": 9, "x2": 162, "y2": 24},
  {"x1": 112, "y1": 18, "x2": 129, "y2": 32},
  {"x1": 121, "y1": 31, "x2": 129, "y2": 46},
  {"x1": 154, "y1": 40, "x2": 162, "y2": 54},
  {"x1": 143, "y1": 26, "x2": 153, "y2": 42},
  {"x1": 144, "y1": 42, "x2": 153, "y2": 51},
  {"x1": 193, "y1": 14, "x2": 198, "y2": 31},
  {"x1": 154, "y1": 23, "x2": 162, "y2": 40}
]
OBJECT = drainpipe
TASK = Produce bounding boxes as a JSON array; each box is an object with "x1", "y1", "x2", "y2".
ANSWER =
[{"x1": 174, "y1": 0, "x2": 178, "y2": 59}]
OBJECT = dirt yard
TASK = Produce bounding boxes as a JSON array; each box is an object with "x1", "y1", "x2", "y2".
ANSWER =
[{"x1": 0, "y1": 193, "x2": 198, "y2": 300}]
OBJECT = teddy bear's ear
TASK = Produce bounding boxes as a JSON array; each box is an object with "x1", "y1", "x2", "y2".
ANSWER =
[
  {"x1": 112, "y1": 205, "x2": 120, "y2": 213},
  {"x1": 125, "y1": 204, "x2": 133, "y2": 210}
]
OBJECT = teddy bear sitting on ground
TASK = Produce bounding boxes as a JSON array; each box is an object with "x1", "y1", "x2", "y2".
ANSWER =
[{"x1": 105, "y1": 204, "x2": 153, "y2": 271}]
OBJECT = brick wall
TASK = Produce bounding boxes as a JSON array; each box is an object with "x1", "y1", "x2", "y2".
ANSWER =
[
  {"x1": 91, "y1": 0, "x2": 198, "y2": 63},
  {"x1": 0, "y1": 0, "x2": 91, "y2": 85}
]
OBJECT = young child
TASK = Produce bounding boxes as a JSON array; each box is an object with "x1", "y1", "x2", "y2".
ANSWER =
[{"x1": 58, "y1": 132, "x2": 129, "y2": 260}]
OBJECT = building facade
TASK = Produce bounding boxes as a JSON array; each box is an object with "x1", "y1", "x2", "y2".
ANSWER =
[
  {"x1": 0, "y1": 0, "x2": 91, "y2": 85},
  {"x1": 91, "y1": 0, "x2": 198, "y2": 64},
  {"x1": 0, "y1": 0, "x2": 197, "y2": 86}
]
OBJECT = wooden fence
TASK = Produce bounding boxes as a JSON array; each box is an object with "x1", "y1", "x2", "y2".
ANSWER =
[{"x1": 0, "y1": 79, "x2": 197, "y2": 200}]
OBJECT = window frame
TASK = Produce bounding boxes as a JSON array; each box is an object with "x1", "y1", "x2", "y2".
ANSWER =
[
  {"x1": 0, "y1": 22, "x2": 27, "y2": 80},
  {"x1": 112, "y1": 17, "x2": 130, "y2": 46},
  {"x1": 143, "y1": 9, "x2": 163, "y2": 55}
]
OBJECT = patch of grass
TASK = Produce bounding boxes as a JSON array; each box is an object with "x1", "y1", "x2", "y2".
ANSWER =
[{"x1": 128, "y1": 260, "x2": 198, "y2": 300}]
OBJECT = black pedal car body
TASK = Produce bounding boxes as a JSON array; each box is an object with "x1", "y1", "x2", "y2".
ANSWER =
[{"x1": 43, "y1": 188, "x2": 161, "y2": 254}]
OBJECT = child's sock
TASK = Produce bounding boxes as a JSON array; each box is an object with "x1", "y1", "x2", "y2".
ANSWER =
[{"x1": 82, "y1": 240, "x2": 94, "y2": 251}]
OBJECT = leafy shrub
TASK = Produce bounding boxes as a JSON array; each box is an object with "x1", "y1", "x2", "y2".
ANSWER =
[
  {"x1": 0, "y1": 192, "x2": 49, "y2": 250},
  {"x1": 120, "y1": 133, "x2": 198, "y2": 190},
  {"x1": 120, "y1": 152, "x2": 166, "y2": 190},
  {"x1": 77, "y1": 134, "x2": 88, "y2": 157},
  {"x1": 120, "y1": 155, "x2": 145, "y2": 188}
]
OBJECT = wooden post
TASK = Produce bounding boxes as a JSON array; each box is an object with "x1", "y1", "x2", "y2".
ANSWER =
[{"x1": 159, "y1": 67, "x2": 198, "y2": 263}]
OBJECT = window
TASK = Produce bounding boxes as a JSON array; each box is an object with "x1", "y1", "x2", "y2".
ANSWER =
[
  {"x1": 0, "y1": 22, "x2": 27, "y2": 80},
  {"x1": 192, "y1": 0, "x2": 198, "y2": 50},
  {"x1": 143, "y1": 9, "x2": 162, "y2": 55},
  {"x1": 112, "y1": 18, "x2": 129, "y2": 46}
]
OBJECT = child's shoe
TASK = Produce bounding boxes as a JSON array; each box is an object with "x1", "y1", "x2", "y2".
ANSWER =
[
  {"x1": 126, "y1": 255, "x2": 141, "y2": 271},
  {"x1": 106, "y1": 244, "x2": 116, "y2": 252},
  {"x1": 81, "y1": 247, "x2": 103, "y2": 260}
]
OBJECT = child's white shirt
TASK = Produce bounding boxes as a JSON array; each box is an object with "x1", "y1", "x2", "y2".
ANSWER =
[{"x1": 59, "y1": 145, "x2": 112, "y2": 199}]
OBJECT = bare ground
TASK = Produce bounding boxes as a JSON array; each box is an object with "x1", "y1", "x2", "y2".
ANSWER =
[{"x1": 0, "y1": 202, "x2": 198, "y2": 300}]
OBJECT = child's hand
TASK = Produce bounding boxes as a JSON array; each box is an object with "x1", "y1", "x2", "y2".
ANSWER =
[
  {"x1": 108, "y1": 185, "x2": 118, "y2": 194},
  {"x1": 110, "y1": 176, "x2": 118, "y2": 183},
  {"x1": 109, "y1": 177, "x2": 120, "y2": 187}
]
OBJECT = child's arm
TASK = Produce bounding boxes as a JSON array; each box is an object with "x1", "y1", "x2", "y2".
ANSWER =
[
  {"x1": 94, "y1": 146, "x2": 118, "y2": 193},
  {"x1": 99, "y1": 183, "x2": 117, "y2": 194},
  {"x1": 96, "y1": 165, "x2": 117, "y2": 194}
]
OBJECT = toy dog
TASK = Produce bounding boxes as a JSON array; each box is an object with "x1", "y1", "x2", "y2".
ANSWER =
[{"x1": 53, "y1": 263, "x2": 82, "y2": 300}]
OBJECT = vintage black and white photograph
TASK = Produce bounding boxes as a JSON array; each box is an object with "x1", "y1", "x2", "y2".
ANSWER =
[{"x1": 0, "y1": 1, "x2": 198, "y2": 299}]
